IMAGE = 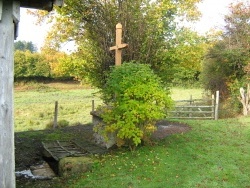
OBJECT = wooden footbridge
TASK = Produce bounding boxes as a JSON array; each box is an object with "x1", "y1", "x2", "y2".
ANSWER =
[{"x1": 42, "y1": 140, "x2": 107, "y2": 161}]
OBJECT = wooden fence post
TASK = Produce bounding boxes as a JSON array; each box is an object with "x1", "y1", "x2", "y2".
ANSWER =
[
  {"x1": 214, "y1": 91, "x2": 219, "y2": 120},
  {"x1": 92, "y1": 100, "x2": 95, "y2": 112},
  {"x1": 189, "y1": 95, "x2": 193, "y2": 105},
  {"x1": 92, "y1": 100, "x2": 95, "y2": 124},
  {"x1": 54, "y1": 101, "x2": 58, "y2": 129},
  {"x1": 212, "y1": 94, "x2": 215, "y2": 119},
  {"x1": 189, "y1": 95, "x2": 193, "y2": 117}
]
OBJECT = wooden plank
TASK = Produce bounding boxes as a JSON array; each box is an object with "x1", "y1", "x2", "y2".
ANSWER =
[
  {"x1": 169, "y1": 110, "x2": 213, "y2": 114},
  {"x1": 56, "y1": 140, "x2": 74, "y2": 154},
  {"x1": 43, "y1": 143, "x2": 60, "y2": 160},
  {"x1": 42, "y1": 141, "x2": 88, "y2": 161},
  {"x1": 175, "y1": 99, "x2": 213, "y2": 102},
  {"x1": 0, "y1": 1, "x2": 16, "y2": 187},
  {"x1": 174, "y1": 105, "x2": 213, "y2": 108},
  {"x1": 169, "y1": 117, "x2": 214, "y2": 119}
]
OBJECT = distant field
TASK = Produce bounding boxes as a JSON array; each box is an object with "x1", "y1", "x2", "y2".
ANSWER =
[
  {"x1": 14, "y1": 83, "x2": 203, "y2": 132},
  {"x1": 170, "y1": 87, "x2": 204, "y2": 101},
  {"x1": 14, "y1": 82, "x2": 103, "y2": 132}
]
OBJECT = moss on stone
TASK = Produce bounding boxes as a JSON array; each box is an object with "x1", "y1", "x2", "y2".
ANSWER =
[{"x1": 59, "y1": 157, "x2": 94, "y2": 177}]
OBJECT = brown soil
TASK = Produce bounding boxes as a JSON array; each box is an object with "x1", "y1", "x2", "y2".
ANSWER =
[
  {"x1": 152, "y1": 120, "x2": 191, "y2": 139},
  {"x1": 15, "y1": 121, "x2": 190, "y2": 188},
  {"x1": 15, "y1": 124, "x2": 98, "y2": 188}
]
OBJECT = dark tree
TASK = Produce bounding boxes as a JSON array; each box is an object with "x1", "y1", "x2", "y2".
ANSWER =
[{"x1": 14, "y1": 40, "x2": 37, "y2": 53}]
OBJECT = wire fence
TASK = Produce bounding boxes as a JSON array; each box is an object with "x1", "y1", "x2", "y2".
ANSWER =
[{"x1": 14, "y1": 89, "x2": 103, "y2": 132}]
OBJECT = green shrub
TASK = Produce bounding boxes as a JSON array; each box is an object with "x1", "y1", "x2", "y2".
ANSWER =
[{"x1": 98, "y1": 63, "x2": 173, "y2": 148}]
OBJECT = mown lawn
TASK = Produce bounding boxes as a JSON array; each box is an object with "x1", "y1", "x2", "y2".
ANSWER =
[{"x1": 66, "y1": 118, "x2": 250, "y2": 188}]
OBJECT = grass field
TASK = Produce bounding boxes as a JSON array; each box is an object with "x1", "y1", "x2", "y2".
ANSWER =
[
  {"x1": 67, "y1": 118, "x2": 250, "y2": 188},
  {"x1": 14, "y1": 83, "x2": 203, "y2": 132},
  {"x1": 170, "y1": 87, "x2": 204, "y2": 101},
  {"x1": 14, "y1": 82, "x2": 103, "y2": 132},
  {"x1": 14, "y1": 83, "x2": 250, "y2": 187}
]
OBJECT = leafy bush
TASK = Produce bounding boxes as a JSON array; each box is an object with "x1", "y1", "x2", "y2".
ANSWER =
[{"x1": 98, "y1": 63, "x2": 173, "y2": 148}]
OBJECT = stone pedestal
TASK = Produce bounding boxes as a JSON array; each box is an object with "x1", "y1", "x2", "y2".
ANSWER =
[{"x1": 90, "y1": 110, "x2": 116, "y2": 149}]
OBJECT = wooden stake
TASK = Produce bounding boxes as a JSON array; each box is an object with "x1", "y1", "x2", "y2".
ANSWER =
[
  {"x1": 91, "y1": 100, "x2": 95, "y2": 124},
  {"x1": 92, "y1": 100, "x2": 95, "y2": 112},
  {"x1": 54, "y1": 101, "x2": 58, "y2": 129}
]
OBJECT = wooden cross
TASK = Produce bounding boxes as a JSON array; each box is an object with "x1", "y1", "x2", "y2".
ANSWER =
[
  {"x1": 0, "y1": 1, "x2": 63, "y2": 187},
  {"x1": 110, "y1": 23, "x2": 128, "y2": 66}
]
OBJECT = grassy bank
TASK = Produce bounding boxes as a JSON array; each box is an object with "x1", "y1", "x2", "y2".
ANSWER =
[{"x1": 67, "y1": 117, "x2": 250, "y2": 188}]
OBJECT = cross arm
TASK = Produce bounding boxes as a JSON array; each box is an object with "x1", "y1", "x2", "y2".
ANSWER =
[{"x1": 110, "y1": 43, "x2": 128, "y2": 51}]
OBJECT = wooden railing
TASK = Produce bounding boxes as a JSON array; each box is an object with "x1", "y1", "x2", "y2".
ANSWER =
[{"x1": 169, "y1": 91, "x2": 219, "y2": 120}]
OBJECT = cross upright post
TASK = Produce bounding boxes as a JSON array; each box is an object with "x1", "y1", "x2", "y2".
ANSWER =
[{"x1": 110, "y1": 23, "x2": 128, "y2": 66}]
